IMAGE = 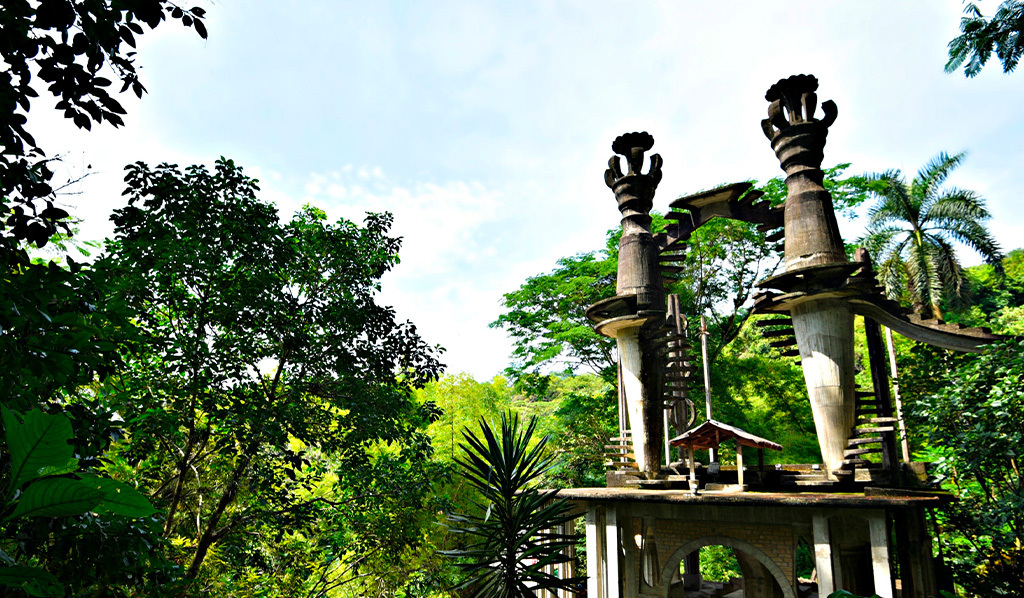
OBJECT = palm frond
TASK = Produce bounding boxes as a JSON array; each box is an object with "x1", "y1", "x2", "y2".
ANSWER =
[
  {"x1": 912, "y1": 151, "x2": 966, "y2": 203},
  {"x1": 929, "y1": 235, "x2": 968, "y2": 309},
  {"x1": 859, "y1": 225, "x2": 907, "y2": 259},
  {"x1": 935, "y1": 218, "x2": 1004, "y2": 266},
  {"x1": 865, "y1": 171, "x2": 917, "y2": 228},
  {"x1": 876, "y1": 252, "x2": 908, "y2": 301},
  {"x1": 904, "y1": 242, "x2": 939, "y2": 315},
  {"x1": 924, "y1": 188, "x2": 993, "y2": 224}
]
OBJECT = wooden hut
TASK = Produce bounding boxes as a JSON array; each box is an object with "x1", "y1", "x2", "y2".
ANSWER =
[{"x1": 670, "y1": 419, "x2": 782, "y2": 491}]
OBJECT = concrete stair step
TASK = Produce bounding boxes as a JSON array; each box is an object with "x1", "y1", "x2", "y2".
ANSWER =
[
  {"x1": 857, "y1": 417, "x2": 897, "y2": 425},
  {"x1": 755, "y1": 318, "x2": 792, "y2": 327},
  {"x1": 846, "y1": 436, "x2": 883, "y2": 446},
  {"x1": 841, "y1": 458, "x2": 880, "y2": 468},
  {"x1": 851, "y1": 426, "x2": 896, "y2": 435},
  {"x1": 844, "y1": 447, "x2": 882, "y2": 457},
  {"x1": 603, "y1": 452, "x2": 635, "y2": 459},
  {"x1": 781, "y1": 473, "x2": 829, "y2": 480}
]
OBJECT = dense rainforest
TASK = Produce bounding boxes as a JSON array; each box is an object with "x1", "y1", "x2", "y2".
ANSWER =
[{"x1": 2, "y1": 1, "x2": 1023, "y2": 597}]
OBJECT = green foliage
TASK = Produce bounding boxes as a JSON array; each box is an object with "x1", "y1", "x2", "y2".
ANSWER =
[
  {"x1": 0, "y1": 6, "x2": 205, "y2": 593},
  {"x1": 1, "y1": 0, "x2": 207, "y2": 248},
  {"x1": 708, "y1": 324, "x2": 821, "y2": 465},
  {"x1": 902, "y1": 339, "x2": 1024, "y2": 595},
  {"x1": 859, "y1": 152, "x2": 1002, "y2": 320},
  {"x1": 0, "y1": 252, "x2": 133, "y2": 412},
  {"x1": 492, "y1": 165, "x2": 869, "y2": 386},
  {"x1": 97, "y1": 158, "x2": 444, "y2": 586},
  {"x1": 491, "y1": 250, "x2": 618, "y2": 382},
  {"x1": 944, "y1": 249, "x2": 1024, "y2": 334},
  {"x1": 0, "y1": 407, "x2": 158, "y2": 597},
  {"x1": 698, "y1": 545, "x2": 740, "y2": 583},
  {"x1": 421, "y1": 374, "x2": 513, "y2": 463},
  {"x1": 540, "y1": 375, "x2": 617, "y2": 488},
  {"x1": 442, "y1": 412, "x2": 582, "y2": 598},
  {"x1": 947, "y1": 1, "x2": 1024, "y2": 77}
]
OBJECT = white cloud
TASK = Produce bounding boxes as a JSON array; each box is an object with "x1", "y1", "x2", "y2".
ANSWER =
[{"x1": 17, "y1": 0, "x2": 1024, "y2": 380}]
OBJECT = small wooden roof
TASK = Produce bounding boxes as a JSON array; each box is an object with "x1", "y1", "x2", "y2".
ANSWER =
[{"x1": 669, "y1": 419, "x2": 782, "y2": 451}]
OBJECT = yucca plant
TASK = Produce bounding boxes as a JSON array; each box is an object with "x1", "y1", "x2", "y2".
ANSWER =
[{"x1": 441, "y1": 412, "x2": 583, "y2": 597}]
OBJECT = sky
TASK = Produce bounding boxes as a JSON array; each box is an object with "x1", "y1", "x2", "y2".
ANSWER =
[{"x1": 28, "y1": 1, "x2": 1024, "y2": 380}]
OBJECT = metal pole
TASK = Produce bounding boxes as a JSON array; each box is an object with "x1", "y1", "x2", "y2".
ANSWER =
[
  {"x1": 700, "y1": 315, "x2": 712, "y2": 420},
  {"x1": 700, "y1": 315, "x2": 715, "y2": 463},
  {"x1": 885, "y1": 327, "x2": 912, "y2": 462}
]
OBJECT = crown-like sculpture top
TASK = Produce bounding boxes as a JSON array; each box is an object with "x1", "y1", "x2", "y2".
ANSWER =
[
  {"x1": 605, "y1": 131, "x2": 663, "y2": 218},
  {"x1": 762, "y1": 75, "x2": 837, "y2": 173}
]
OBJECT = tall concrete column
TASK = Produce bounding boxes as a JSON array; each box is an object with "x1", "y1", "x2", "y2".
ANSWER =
[
  {"x1": 762, "y1": 75, "x2": 854, "y2": 476},
  {"x1": 603, "y1": 132, "x2": 666, "y2": 479}
]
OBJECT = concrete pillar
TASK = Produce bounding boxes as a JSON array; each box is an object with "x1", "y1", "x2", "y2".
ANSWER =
[
  {"x1": 867, "y1": 512, "x2": 895, "y2": 598},
  {"x1": 894, "y1": 507, "x2": 942, "y2": 598},
  {"x1": 736, "y1": 441, "x2": 745, "y2": 487},
  {"x1": 812, "y1": 514, "x2": 835, "y2": 595},
  {"x1": 791, "y1": 299, "x2": 855, "y2": 477},
  {"x1": 586, "y1": 507, "x2": 605, "y2": 598},
  {"x1": 606, "y1": 506, "x2": 621, "y2": 598},
  {"x1": 562, "y1": 519, "x2": 576, "y2": 598}
]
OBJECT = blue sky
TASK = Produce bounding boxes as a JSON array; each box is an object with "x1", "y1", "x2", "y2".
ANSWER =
[{"x1": 31, "y1": 1, "x2": 1024, "y2": 379}]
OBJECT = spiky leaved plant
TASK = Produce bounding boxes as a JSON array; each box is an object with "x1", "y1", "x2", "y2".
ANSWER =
[{"x1": 442, "y1": 412, "x2": 583, "y2": 598}]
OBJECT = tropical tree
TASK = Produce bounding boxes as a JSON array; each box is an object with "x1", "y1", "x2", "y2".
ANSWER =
[
  {"x1": 97, "y1": 158, "x2": 444, "y2": 587},
  {"x1": 0, "y1": 4, "x2": 208, "y2": 594},
  {"x1": 947, "y1": 1, "x2": 1024, "y2": 77},
  {"x1": 859, "y1": 151, "x2": 1002, "y2": 320},
  {"x1": 900, "y1": 338, "x2": 1024, "y2": 596}
]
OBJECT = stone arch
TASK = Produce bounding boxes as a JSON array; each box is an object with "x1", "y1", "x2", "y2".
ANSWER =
[{"x1": 659, "y1": 534, "x2": 796, "y2": 598}]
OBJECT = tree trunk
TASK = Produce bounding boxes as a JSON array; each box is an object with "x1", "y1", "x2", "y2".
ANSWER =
[{"x1": 184, "y1": 449, "x2": 254, "y2": 579}]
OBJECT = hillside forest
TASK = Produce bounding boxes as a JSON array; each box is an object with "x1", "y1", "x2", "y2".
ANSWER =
[{"x1": 2, "y1": 2, "x2": 1024, "y2": 598}]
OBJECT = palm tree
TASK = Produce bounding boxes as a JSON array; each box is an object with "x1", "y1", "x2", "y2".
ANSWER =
[{"x1": 859, "y1": 151, "x2": 1003, "y2": 320}]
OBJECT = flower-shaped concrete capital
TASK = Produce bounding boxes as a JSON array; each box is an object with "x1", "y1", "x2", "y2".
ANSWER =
[
  {"x1": 761, "y1": 74, "x2": 838, "y2": 174},
  {"x1": 761, "y1": 74, "x2": 837, "y2": 142},
  {"x1": 605, "y1": 131, "x2": 663, "y2": 216}
]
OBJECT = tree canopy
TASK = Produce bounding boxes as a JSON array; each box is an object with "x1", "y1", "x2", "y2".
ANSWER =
[
  {"x1": 859, "y1": 151, "x2": 1002, "y2": 320},
  {"x1": 96, "y1": 157, "x2": 444, "y2": 585},
  {"x1": 1, "y1": 0, "x2": 207, "y2": 248},
  {"x1": 947, "y1": 1, "x2": 1024, "y2": 77}
]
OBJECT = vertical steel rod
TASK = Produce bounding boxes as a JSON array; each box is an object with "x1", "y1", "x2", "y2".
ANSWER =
[{"x1": 885, "y1": 327, "x2": 912, "y2": 462}]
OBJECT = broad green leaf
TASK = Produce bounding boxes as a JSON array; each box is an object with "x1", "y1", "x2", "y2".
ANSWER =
[
  {"x1": 87, "y1": 478, "x2": 158, "y2": 518},
  {"x1": 0, "y1": 566, "x2": 64, "y2": 597},
  {"x1": 8, "y1": 478, "x2": 105, "y2": 520},
  {"x1": 37, "y1": 458, "x2": 79, "y2": 479},
  {"x1": 2, "y1": 408, "x2": 77, "y2": 492}
]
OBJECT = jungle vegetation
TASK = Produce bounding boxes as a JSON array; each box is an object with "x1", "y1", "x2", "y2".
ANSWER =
[{"x1": 1, "y1": 2, "x2": 1022, "y2": 597}]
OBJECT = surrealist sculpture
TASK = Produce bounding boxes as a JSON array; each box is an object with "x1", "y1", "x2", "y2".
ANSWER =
[
  {"x1": 586, "y1": 74, "x2": 1002, "y2": 482},
  {"x1": 597, "y1": 132, "x2": 666, "y2": 480},
  {"x1": 760, "y1": 75, "x2": 855, "y2": 477},
  {"x1": 557, "y1": 73, "x2": 1006, "y2": 598}
]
